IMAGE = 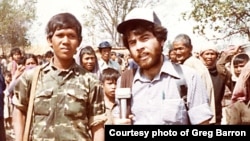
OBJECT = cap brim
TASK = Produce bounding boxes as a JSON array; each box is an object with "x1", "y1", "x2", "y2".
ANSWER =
[{"x1": 117, "y1": 19, "x2": 152, "y2": 34}]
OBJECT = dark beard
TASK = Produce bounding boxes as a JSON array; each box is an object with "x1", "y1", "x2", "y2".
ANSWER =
[{"x1": 138, "y1": 54, "x2": 162, "y2": 70}]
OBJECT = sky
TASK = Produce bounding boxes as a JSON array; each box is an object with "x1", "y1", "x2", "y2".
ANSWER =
[
  {"x1": 29, "y1": 0, "x2": 248, "y2": 52},
  {"x1": 31, "y1": 0, "x2": 198, "y2": 46},
  {"x1": 29, "y1": 0, "x2": 85, "y2": 47}
]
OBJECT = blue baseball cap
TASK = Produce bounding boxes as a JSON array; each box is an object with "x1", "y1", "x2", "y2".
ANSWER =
[{"x1": 98, "y1": 41, "x2": 112, "y2": 49}]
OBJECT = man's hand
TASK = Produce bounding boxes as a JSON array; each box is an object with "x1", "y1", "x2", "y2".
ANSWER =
[{"x1": 112, "y1": 115, "x2": 134, "y2": 125}]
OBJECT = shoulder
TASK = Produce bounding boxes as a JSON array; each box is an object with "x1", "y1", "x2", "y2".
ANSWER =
[
  {"x1": 175, "y1": 63, "x2": 205, "y2": 86},
  {"x1": 179, "y1": 64, "x2": 197, "y2": 75},
  {"x1": 162, "y1": 58, "x2": 197, "y2": 79},
  {"x1": 184, "y1": 56, "x2": 204, "y2": 66},
  {"x1": 21, "y1": 66, "x2": 41, "y2": 81},
  {"x1": 184, "y1": 56, "x2": 210, "y2": 74},
  {"x1": 77, "y1": 67, "x2": 100, "y2": 83},
  {"x1": 173, "y1": 63, "x2": 200, "y2": 83}
]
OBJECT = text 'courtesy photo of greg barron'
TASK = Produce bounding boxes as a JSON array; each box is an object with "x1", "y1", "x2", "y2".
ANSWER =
[{"x1": 105, "y1": 125, "x2": 250, "y2": 140}]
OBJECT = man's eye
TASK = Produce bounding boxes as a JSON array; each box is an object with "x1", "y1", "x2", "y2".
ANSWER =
[
  {"x1": 68, "y1": 34, "x2": 77, "y2": 39},
  {"x1": 128, "y1": 41, "x2": 135, "y2": 46},
  {"x1": 55, "y1": 34, "x2": 64, "y2": 38},
  {"x1": 142, "y1": 36, "x2": 149, "y2": 41}
]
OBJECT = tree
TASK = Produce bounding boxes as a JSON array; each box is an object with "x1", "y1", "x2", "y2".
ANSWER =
[
  {"x1": 82, "y1": 0, "x2": 158, "y2": 47},
  {"x1": 182, "y1": 0, "x2": 250, "y2": 42},
  {"x1": 0, "y1": 0, "x2": 36, "y2": 55}
]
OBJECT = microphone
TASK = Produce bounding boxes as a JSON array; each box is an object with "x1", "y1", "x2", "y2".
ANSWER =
[{"x1": 115, "y1": 88, "x2": 131, "y2": 119}]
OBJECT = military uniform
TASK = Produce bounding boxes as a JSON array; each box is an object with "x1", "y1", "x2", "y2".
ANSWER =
[{"x1": 12, "y1": 60, "x2": 106, "y2": 141}]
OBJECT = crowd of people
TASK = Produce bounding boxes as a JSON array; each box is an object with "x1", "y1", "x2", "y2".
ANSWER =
[{"x1": 0, "y1": 7, "x2": 249, "y2": 141}]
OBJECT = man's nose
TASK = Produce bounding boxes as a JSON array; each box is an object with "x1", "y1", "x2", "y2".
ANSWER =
[{"x1": 135, "y1": 41, "x2": 145, "y2": 50}]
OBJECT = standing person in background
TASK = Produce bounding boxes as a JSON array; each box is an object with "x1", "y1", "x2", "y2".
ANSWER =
[
  {"x1": 199, "y1": 45, "x2": 227, "y2": 124},
  {"x1": 7, "y1": 47, "x2": 22, "y2": 76},
  {"x1": 0, "y1": 55, "x2": 8, "y2": 75},
  {"x1": 0, "y1": 69, "x2": 6, "y2": 141},
  {"x1": 172, "y1": 33, "x2": 216, "y2": 124},
  {"x1": 100, "y1": 68, "x2": 120, "y2": 125},
  {"x1": 12, "y1": 12, "x2": 106, "y2": 141},
  {"x1": 3, "y1": 71, "x2": 13, "y2": 129},
  {"x1": 113, "y1": 8, "x2": 213, "y2": 125},
  {"x1": 126, "y1": 54, "x2": 138, "y2": 70},
  {"x1": 110, "y1": 51, "x2": 117, "y2": 62},
  {"x1": 168, "y1": 48, "x2": 178, "y2": 63},
  {"x1": 4, "y1": 53, "x2": 39, "y2": 98},
  {"x1": 110, "y1": 52, "x2": 126, "y2": 72},
  {"x1": 97, "y1": 41, "x2": 121, "y2": 74},
  {"x1": 43, "y1": 50, "x2": 54, "y2": 64},
  {"x1": 226, "y1": 60, "x2": 250, "y2": 124},
  {"x1": 117, "y1": 53, "x2": 127, "y2": 72},
  {"x1": 230, "y1": 53, "x2": 249, "y2": 87},
  {"x1": 216, "y1": 45, "x2": 246, "y2": 92},
  {"x1": 75, "y1": 45, "x2": 102, "y2": 79},
  {"x1": 217, "y1": 46, "x2": 249, "y2": 108}
]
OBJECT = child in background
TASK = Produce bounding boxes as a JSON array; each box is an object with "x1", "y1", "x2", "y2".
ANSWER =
[
  {"x1": 226, "y1": 60, "x2": 250, "y2": 124},
  {"x1": 230, "y1": 53, "x2": 249, "y2": 83},
  {"x1": 7, "y1": 47, "x2": 22, "y2": 76},
  {"x1": 3, "y1": 71, "x2": 12, "y2": 129},
  {"x1": 100, "y1": 68, "x2": 120, "y2": 124}
]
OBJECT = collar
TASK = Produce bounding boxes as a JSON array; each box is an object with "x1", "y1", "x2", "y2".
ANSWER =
[
  {"x1": 99, "y1": 58, "x2": 112, "y2": 65},
  {"x1": 133, "y1": 56, "x2": 181, "y2": 82},
  {"x1": 41, "y1": 58, "x2": 81, "y2": 76}
]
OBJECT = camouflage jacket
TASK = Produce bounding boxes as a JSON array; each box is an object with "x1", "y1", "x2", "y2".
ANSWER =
[{"x1": 13, "y1": 61, "x2": 106, "y2": 141}]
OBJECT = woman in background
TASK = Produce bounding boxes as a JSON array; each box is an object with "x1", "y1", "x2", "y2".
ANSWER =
[{"x1": 76, "y1": 46, "x2": 101, "y2": 79}]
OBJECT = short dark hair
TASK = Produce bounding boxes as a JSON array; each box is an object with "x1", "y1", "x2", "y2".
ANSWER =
[
  {"x1": 44, "y1": 50, "x2": 54, "y2": 58},
  {"x1": 122, "y1": 21, "x2": 167, "y2": 49},
  {"x1": 100, "y1": 68, "x2": 120, "y2": 83},
  {"x1": 10, "y1": 47, "x2": 22, "y2": 57},
  {"x1": 18, "y1": 53, "x2": 38, "y2": 65},
  {"x1": 79, "y1": 46, "x2": 97, "y2": 66},
  {"x1": 46, "y1": 12, "x2": 82, "y2": 42},
  {"x1": 233, "y1": 53, "x2": 249, "y2": 66}
]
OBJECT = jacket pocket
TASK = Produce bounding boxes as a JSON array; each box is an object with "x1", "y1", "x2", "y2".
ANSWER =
[
  {"x1": 64, "y1": 89, "x2": 87, "y2": 118},
  {"x1": 33, "y1": 89, "x2": 53, "y2": 115}
]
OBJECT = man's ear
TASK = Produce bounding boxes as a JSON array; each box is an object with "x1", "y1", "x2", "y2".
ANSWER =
[
  {"x1": 78, "y1": 37, "x2": 82, "y2": 46},
  {"x1": 47, "y1": 37, "x2": 53, "y2": 48},
  {"x1": 160, "y1": 40, "x2": 165, "y2": 47}
]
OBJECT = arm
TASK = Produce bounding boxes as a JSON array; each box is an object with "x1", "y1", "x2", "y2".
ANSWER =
[
  {"x1": 216, "y1": 51, "x2": 232, "y2": 76},
  {"x1": 12, "y1": 106, "x2": 26, "y2": 141},
  {"x1": 87, "y1": 74, "x2": 107, "y2": 140},
  {"x1": 112, "y1": 115, "x2": 133, "y2": 125},
  {"x1": 11, "y1": 69, "x2": 33, "y2": 141},
  {"x1": 217, "y1": 45, "x2": 241, "y2": 78},
  {"x1": 216, "y1": 51, "x2": 234, "y2": 91},
  {"x1": 6, "y1": 65, "x2": 25, "y2": 96},
  {"x1": 91, "y1": 123, "x2": 105, "y2": 141},
  {"x1": 6, "y1": 78, "x2": 19, "y2": 96},
  {"x1": 186, "y1": 66, "x2": 214, "y2": 125},
  {"x1": 231, "y1": 61, "x2": 250, "y2": 103}
]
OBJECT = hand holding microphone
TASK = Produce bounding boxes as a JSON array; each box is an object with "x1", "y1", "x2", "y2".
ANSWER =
[{"x1": 115, "y1": 88, "x2": 131, "y2": 119}]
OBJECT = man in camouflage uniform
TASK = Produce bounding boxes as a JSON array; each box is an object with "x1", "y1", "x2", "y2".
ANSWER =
[{"x1": 12, "y1": 13, "x2": 106, "y2": 141}]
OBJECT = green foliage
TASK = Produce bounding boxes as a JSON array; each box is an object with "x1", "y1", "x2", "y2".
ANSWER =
[
  {"x1": 182, "y1": 0, "x2": 250, "y2": 41},
  {"x1": 0, "y1": 0, "x2": 36, "y2": 54}
]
